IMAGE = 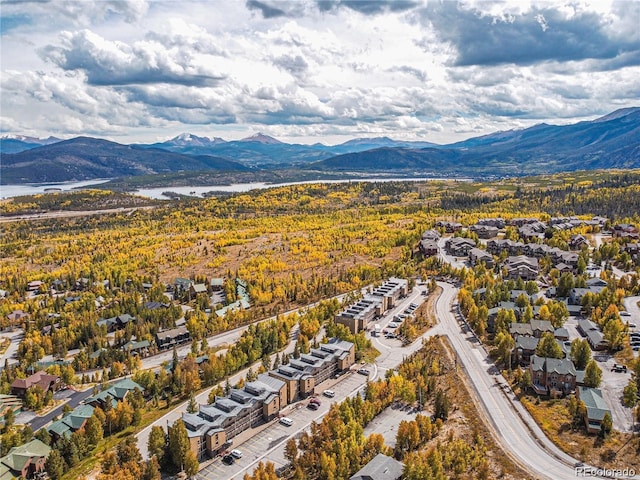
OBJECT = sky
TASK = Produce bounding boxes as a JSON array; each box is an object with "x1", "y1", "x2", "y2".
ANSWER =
[{"x1": 1, "y1": 0, "x2": 639, "y2": 146}]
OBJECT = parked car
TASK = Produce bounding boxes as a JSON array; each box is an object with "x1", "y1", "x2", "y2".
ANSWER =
[
  {"x1": 280, "y1": 417, "x2": 293, "y2": 426},
  {"x1": 621, "y1": 311, "x2": 631, "y2": 316},
  {"x1": 611, "y1": 363, "x2": 627, "y2": 373},
  {"x1": 307, "y1": 402, "x2": 319, "y2": 410},
  {"x1": 222, "y1": 455, "x2": 235, "y2": 465},
  {"x1": 323, "y1": 390, "x2": 335, "y2": 398},
  {"x1": 357, "y1": 368, "x2": 370, "y2": 376},
  {"x1": 230, "y1": 449, "x2": 243, "y2": 459}
]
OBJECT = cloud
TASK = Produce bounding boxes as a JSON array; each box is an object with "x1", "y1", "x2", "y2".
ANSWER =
[
  {"x1": 317, "y1": 0, "x2": 420, "y2": 15},
  {"x1": 39, "y1": 29, "x2": 226, "y2": 86},
  {"x1": 421, "y1": 2, "x2": 640, "y2": 67}
]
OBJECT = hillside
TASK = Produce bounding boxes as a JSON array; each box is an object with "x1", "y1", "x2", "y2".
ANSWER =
[
  {"x1": 2, "y1": 107, "x2": 638, "y2": 184},
  {"x1": 0, "y1": 137, "x2": 247, "y2": 184},
  {"x1": 310, "y1": 107, "x2": 640, "y2": 175}
]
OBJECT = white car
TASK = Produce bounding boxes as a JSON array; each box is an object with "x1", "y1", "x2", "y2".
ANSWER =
[
  {"x1": 280, "y1": 417, "x2": 293, "y2": 426},
  {"x1": 323, "y1": 389, "x2": 336, "y2": 398},
  {"x1": 230, "y1": 449, "x2": 243, "y2": 459}
]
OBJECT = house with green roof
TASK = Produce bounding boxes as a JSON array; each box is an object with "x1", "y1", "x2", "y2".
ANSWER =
[
  {"x1": 86, "y1": 378, "x2": 142, "y2": 409},
  {"x1": 577, "y1": 386, "x2": 612, "y2": 434},
  {"x1": 0, "y1": 439, "x2": 50, "y2": 479},
  {"x1": 47, "y1": 404, "x2": 95, "y2": 442}
]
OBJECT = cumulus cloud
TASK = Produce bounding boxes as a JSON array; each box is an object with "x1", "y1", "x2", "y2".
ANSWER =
[
  {"x1": 39, "y1": 29, "x2": 226, "y2": 86},
  {"x1": 421, "y1": 2, "x2": 640, "y2": 67}
]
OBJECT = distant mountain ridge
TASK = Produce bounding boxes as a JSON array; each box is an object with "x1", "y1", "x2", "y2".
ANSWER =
[
  {"x1": 1, "y1": 107, "x2": 638, "y2": 184},
  {"x1": 0, "y1": 136, "x2": 247, "y2": 184}
]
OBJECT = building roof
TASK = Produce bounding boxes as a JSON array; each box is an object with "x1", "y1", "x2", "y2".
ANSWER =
[
  {"x1": 11, "y1": 371, "x2": 59, "y2": 391},
  {"x1": 0, "y1": 439, "x2": 50, "y2": 474},
  {"x1": 515, "y1": 336, "x2": 539, "y2": 351},
  {"x1": 578, "y1": 387, "x2": 610, "y2": 422},
  {"x1": 530, "y1": 355, "x2": 576, "y2": 376},
  {"x1": 350, "y1": 453, "x2": 404, "y2": 480},
  {"x1": 87, "y1": 378, "x2": 142, "y2": 407}
]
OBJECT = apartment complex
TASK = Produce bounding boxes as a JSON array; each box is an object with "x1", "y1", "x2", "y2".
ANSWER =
[
  {"x1": 182, "y1": 338, "x2": 355, "y2": 459},
  {"x1": 334, "y1": 278, "x2": 409, "y2": 334}
]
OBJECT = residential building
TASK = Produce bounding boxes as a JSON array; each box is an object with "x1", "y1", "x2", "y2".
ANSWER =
[
  {"x1": 436, "y1": 221, "x2": 462, "y2": 233},
  {"x1": 470, "y1": 224, "x2": 499, "y2": 239},
  {"x1": 350, "y1": 453, "x2": 404, "y2": 480},
  {"x1": 513, "y1": 336, "x2": 539, "y2": 366},
  {"x1": 122, "y1": 339, "x2": 151, "y2": 356},
  {"x1": 469, "y1": 247, "x2": 495, "y2": 268},
  {"x1": 97, "y1": 314, "x2": 136, "y2": 333},
  {"x1": 0, "y1": 439, "x2": 50, "y2": 480},
  {"x1": 86, "y1": 378, "x2": 142, "y2": 409},
  {"x1": 576, "y1": 387, "x2": 612, "y2": 434},
  {"x1": 156, "y1": 326, "x2": 190, "y2": 349},
  {"x1": 569, "y1": 235, "x2": 589, "y2": 250},
  {"x1": 335, "y1": 278, "x2": 408, "y2": 333},
  {"x1": 335, "y1": 298, "x2": 380, "y2": 334},
  {"x1": 270, "y1": 340, "x2": 355, "y2": 403},
  {"x1": 6, "y1": 310, "x2": 30, "y2": 328},
  {"x1": 445, "y1": 237, "x2": 476, "y2": 256},
  {"x1": 47, "y1": 404, "x2": 95, "y2": 442},
  {"x1": 418, "y1": 239, "x2": 438, "y2": 256},
  {"x1": 11, "y1": 371, "x2": 61, "y2": 398},
  {"x1": 576, "y1": 319, "x2": 607, "y2": 350},
  {"x1": 477, "y1": 218, "x2": 505, "y2": 228},
  {"x1": 486, "y1": 239, "x2": 525, "y2": 256},
  {"x1": 190, "y1": 283, "x2": 208, "y2": 296},
  {"x1": 530, "y1": 319, "x2": 554, "y2": 338},
  {"x1": 183, "y1": 339, "x2": 355, "y2": 459},
  {"x1": 530, "y1": 355, "x2": 577, "y2": 396},
  {"x1": 503, "y1": 256, "x2": 539, "y2": 280}
]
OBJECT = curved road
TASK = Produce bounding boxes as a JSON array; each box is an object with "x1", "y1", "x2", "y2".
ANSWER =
[{"x1": 436, "y1": 281, "x2": 639, "y2": 480}]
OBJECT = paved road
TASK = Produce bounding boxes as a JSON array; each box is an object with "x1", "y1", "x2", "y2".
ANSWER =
[
  {"x1": 437, "y1": 236, "x2": 469, "y2": 270},
  {"x1": 28, "y1": 387, "x2": 95, "y2": 431},
  {"x1": 195, "y1": 287, "x2": 429, "y2": 480},
  {"x1": 0, "y1": 329, "x2": 23, "y2": 368},
  {"x1": 436, "y1": 282, "x2": 639, "y2": 480},
  {"x1": 0, "y1": 206, "x2": 157, "y2": 223}
]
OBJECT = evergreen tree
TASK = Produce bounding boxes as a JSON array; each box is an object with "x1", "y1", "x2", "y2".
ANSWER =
[
  {"x1": 148, "y1": 425, "x2": 167, "y2": 464},
  {"x1": 168, "y1": 420, "x2": 190, "y2": 471},
  {"x1": 187, "y1": 393, "x2": 198, "y2": 414},
  {"x1": 143, "y1": 456, "x2": 162, "y2": 480},
  {"x1": 45, "y1": 449, "x2": 66, "y2": 480}
]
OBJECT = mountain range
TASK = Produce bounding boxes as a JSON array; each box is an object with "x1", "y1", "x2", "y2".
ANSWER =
[{"x1": 1, "y1": 107, "x2": 639, "y2": 184}]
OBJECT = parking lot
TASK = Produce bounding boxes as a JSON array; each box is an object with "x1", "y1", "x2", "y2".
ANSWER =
[{"x1": 564, "y1": 316, "x2": 636, "y2": 432}]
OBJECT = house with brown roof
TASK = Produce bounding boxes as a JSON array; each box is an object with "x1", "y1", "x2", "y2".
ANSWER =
[
  {"x1": 11, "y1": 371, "x2": 61, "y2": 398},
  {"x1": 6, "y1": 310, "x2": 30, "y2": 328}
]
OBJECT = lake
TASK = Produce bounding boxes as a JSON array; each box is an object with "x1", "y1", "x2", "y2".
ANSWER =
[
  {"x1": 1, "y1": 177, "x2": 468, "y2": 200},
  {"x1": 0, "y1": 179, "x2": 111, "y2": 199}
]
